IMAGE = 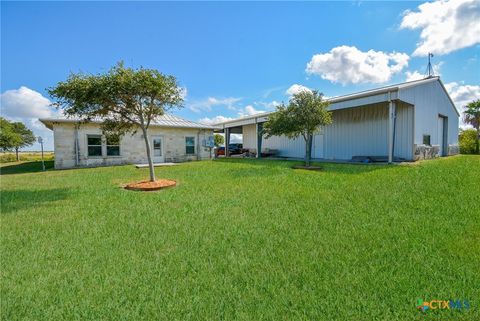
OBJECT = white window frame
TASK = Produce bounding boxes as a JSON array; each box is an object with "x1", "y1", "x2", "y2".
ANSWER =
[
  {"x1": 185, "y1": 136, "x2": 195, "y2": 155},
  {"x1": 87, "y1": 134, "x2": 102, "y2": 158},
  {"x1": 86, "y1": 134, "x2": 122, "y2": 158},
  {"x1": 106, "y1": 134, "x2": 121, "y2": 157}
]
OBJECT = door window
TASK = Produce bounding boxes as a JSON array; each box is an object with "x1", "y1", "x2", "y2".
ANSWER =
[{"x1": 153, "y1": 138, "x2": 162, "y2": 156}]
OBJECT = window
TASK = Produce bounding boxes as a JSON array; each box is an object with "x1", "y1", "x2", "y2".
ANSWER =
[
  {"x1": 423, "y1": 135, "x2": 431, "y2": 146},
  {"x1": 153, "y1": 138, "x2": 162, "y2": 156},
  {"x1": 185, "y1": 137, "x2": 195, "y2": 155},
  {"x1": 106, "y1": 134, "x2": 120, "y2": 156},
  {"x1": 87, "y1": 135, "x2": 102, "y2": 157}
]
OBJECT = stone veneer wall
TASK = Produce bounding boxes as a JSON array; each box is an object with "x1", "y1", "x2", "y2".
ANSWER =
[
  {"x1": 447, "y1": 144, "x2": 459, "y2": 156},
  {"x1": 53, "y1": 122, "x2": 213, "y2": 169},
  {"x1": 413, "y1": 144, "x2": 459, "y2": 161}
]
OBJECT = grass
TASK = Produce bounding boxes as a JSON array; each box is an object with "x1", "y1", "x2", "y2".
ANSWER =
[
  {"x1": 1, "y1": 156, "x2": 479, "y2": 321},
  {"x1": 0, "y1": 151, "x2": 54, "y2": 163}
]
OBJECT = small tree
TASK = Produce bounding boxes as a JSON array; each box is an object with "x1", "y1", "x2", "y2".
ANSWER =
[
  {"x1": 214, "y1": 134, "x2": 225, "y2": 147},
  {"x1": 0, "y1": 118, "x2": 36, "y2": 160},
  {"x1": 0, "y1": 117, "x2": 19, "y2": 152},
  {"x1": 48, "y1": 62, "x2": 184, "y2": 181},
  {"x1": 459, "y1": 129, "x2": 478, "y2": 154},
  {"x1": 263, "y1": 90, "x2": 332, "y2": 167},
  {"x1": 11, "y1": 122, "x2": 36, "y2": 161},
  {"x1": 463, "y1": 100, "x2": 480, "y2": 154}
]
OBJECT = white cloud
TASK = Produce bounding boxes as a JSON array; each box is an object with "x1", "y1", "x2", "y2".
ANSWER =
[
  {"x1": 405, "y1": 62, "x2": 443, "y2": 82},
  {"x1": 1, "y1": 86, "x2": 55, "y2": 118},
  {"x1": 179, "y1": 87, "x2": 188, "y2": 100},
  {"x1": 261, "y1": 86, "x2": 284, "y2": 99},
  {"x1": 254, "y1": 100, "x2": 281, "y2": 110},
  {"x1": 198, "y1": 105, "x2": 267, "y2": 126},
  {"x1": 286, "y1": 84, "x2": 312, "y2": 96},
  {"x1": 0, "y1": 86, "x2": 60, "y2": 151},
  {"x1": 400, "y1": 0, "x2": 480, "y2": 56},
  {"x1": 230, "y1": 134, "x2": 243, "y2": 143},
  {"x1": 198, "y1": 115, "x2": 234, "y2": 125},
  {"x1": 405, "y1": 70, "x2": 425, "y2": 82},
  {"x1": 238, "y1": 105, "x2": 265, "y2": 117},
  {"x1": 306, "y1": 46, "x2": 409, "y2": 84},
  {"x1": 188, "y1": 97, "x2": 241, "y2": 113},
  {"x1": 444, "y1": 82, "x2": 480, "y2": 115}
]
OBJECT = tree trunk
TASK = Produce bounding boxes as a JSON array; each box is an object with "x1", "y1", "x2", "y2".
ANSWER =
[
  {"x1": 304, "y1": 134, "x2": 313, "y2": 167},
  {"x1": 15, "y1": 148, "x2": 19, "y2": 161},
  {"x1": 140, "y1": 125, "x2": 156, "y2": 182}
]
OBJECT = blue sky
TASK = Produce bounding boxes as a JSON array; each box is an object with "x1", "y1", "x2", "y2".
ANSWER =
[{"x1": 1, "y1": 1, "x2": 479, "y2": 150}]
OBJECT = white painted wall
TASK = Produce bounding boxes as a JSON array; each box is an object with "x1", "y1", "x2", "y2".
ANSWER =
[
  {"x1": 325, "y1": 104, "x2": 413, "y2": 160},
  {"x1": 399, "y1": 80, "x2": 459, "y2": 148},
  {"x1": 262, "y1": 135, "x2": 306, "y2": 158},
  {"x1": 243, "y1": 103, "x2": 413, "y2": 160},
  {"x1": 394, "y1": 103, "x2": 414, "y2": 160},
  {"x1": 242, "y1": 124, "x2": 257, "y2": 150}
]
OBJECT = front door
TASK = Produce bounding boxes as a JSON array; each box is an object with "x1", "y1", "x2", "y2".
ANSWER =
[
  {"x1": 437, "y1": 116, "x2": 446, "y2": 157},
  {"x1": 152, "y1": 136, "x2": 164, "y2": 163}
]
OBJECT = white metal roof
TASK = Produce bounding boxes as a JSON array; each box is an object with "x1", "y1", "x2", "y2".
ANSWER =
[
  {"x1": 39, "y1": 113, "x2": 214, "y2": 130},
  {"x1": 214, "y1": 76, "x2": 446, "y2": 127}
]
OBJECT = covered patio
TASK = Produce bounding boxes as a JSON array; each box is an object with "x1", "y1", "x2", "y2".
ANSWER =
[
  {"x1": 214, "y1": 113, "x2": 269, "y2": 158},
  {"x1": 214, "y1": 94, "x2": 414, "y2": 163}
]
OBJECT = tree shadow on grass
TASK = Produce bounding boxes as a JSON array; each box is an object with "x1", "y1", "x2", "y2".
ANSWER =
[
  {"x1": 0, "y1": 161, "x2": 54, "y2": 175},
  {"x1": 214, "y1": 158, "x2": 397, "y2": 175},
  {"x1": 0, "y1": 188, "x2": 70, "y2": 215}
]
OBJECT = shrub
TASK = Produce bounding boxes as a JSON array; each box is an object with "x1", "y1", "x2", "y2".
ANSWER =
[{"x1": 459, "y1": 129, "x2": 479, "y2": 154}]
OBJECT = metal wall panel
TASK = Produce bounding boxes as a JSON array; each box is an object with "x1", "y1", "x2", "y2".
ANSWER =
[
  {"x1": 242, "y1": 124, "x2": 257, "y2": 149},
  {"x1": 399, "y1": 80, "x2": 459, "y2": 146},
  {"x1": 324, "y1": 104, "x2": 389, "y2": 160},
  {"x1": 242, "y1": 103, "x2": 414, "y2": 160},
  {"x1": 394, "y1": 103, "x2": 414, "y2": 160},
  {"x1": 262, "y1": 134, "x2": 306, "y2": 157}
]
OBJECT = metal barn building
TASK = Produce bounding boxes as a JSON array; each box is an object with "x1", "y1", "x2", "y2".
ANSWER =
[{"x1": 215, "y1": 77, "x2": 459, "y2": 162}]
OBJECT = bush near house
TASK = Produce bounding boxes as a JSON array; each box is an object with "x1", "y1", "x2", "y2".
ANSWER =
[
  {"x1": 459, "y1": 129, "x2": 479, "y2": 154},
  {"x1": 1, "y1": 156, "x2": 479, "y2": 321}
]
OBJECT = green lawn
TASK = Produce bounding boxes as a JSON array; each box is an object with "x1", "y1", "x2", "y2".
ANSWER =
[{"x1": 1, "y1": 156, "x2": 479, "y2": 321}]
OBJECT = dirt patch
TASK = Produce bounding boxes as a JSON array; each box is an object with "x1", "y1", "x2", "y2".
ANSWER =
[
  {"x1": 291, "y1": 165, "x2": 323, "y2": 171},
  {"x1": 124, "y1": 179, "x2": 177, "y2": 191}
]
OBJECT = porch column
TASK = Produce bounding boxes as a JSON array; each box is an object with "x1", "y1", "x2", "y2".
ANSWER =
[
  {"x1": 256, "y1": 122, "x2": 263, "y2": 158},
  {"x1": 388, "y1": 100, "x2": 396, "y2": 163},
  {"x1": 225, "y1": 127, "x2": 230, "y2": 157}
]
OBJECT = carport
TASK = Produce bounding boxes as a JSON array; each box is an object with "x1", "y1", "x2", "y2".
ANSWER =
[{"x1": 214, "y1": 113, "x2": 269, "y2": 158}]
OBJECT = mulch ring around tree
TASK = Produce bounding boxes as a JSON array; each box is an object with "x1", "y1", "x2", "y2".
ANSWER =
[
  {"x1": 291, "y1": 165, "x2": 323, "y2": 171},
  {"x1": 124, "y1": 179, "x2": 177, "y2": 191}
]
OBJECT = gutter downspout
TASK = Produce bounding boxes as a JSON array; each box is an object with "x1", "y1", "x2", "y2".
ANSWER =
[
  {"x1": 74, "y1": 123, "x2": 80, "y2": 167},
  {"x1": 197, "y1": 130, "x2": 201, "y2": 161},
  {"x1": 392, "y1": 102, "x2": 397, "y2": 162},
  {"x1": 388, "y1": 92, "x2": 395, "y2": 164}
]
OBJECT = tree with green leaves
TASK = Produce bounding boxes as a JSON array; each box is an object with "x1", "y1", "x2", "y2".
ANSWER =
[
  {"x1": 459, "y1": 129, "x2": 478, "y2": 154},
  {"x1": 463, "y1": 99, "x2": 480, "y2": 154},
  {"x1": 0, "y1": 118, "x2": 36, "y2": 160},
  {"x1": 263, "y1": 90, "x2": 332, "y2": 167},
  {"x1": 12, "y1": 122, "x2": 36, "y2": 161},
  {"x1": 214, "y1": 133, "x2": 224, "y2": 147},
  {"x1": 48, "y1": 62, "x2": 184, "y2": 181},
  {"x1": 0, "y1": 117, "x2": 19, "y2": 152}
]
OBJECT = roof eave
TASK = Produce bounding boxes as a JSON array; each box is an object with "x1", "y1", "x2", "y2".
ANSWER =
[{"x1": 38, "y1": 118, "x2": 214, "y2": 130}]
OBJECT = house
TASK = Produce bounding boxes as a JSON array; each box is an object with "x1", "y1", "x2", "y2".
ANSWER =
[
  {"x1": 215, "y1": 77, "x2": 459, "y2": 162},
  {"x1": 40, "y1": 114, "x2": 215, "y2": 169}
]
